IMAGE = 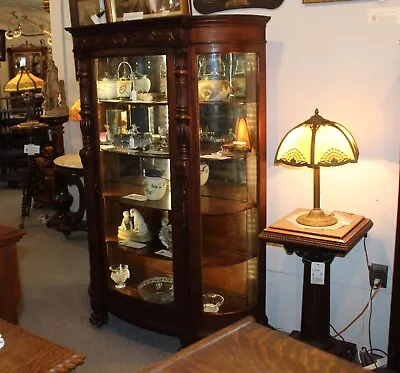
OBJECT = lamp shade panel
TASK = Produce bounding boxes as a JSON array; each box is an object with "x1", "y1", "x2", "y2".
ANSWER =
[
  {"x1": 313, "y1": 122, "x2": 359, "y2": 166},
  {"x1": 274, "y1": 109, "x2": 359, "y2": 168},
  {"x1": 4, "y1": 69, "x2": 44, "y2": 92},
  {"x1": 275, "y1": 124, "x2": 312, "y2": 166}
]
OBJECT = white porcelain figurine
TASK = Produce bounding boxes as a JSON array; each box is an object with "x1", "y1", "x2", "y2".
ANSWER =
[
  {"x1": 118, "y1": 209, "x2": 151, "y2": 243},
  {"x1": 120, "y1": 210, "x2": 133, "y2": 231},
  {"x1": 159, "y1": 215, "x2": 172, "y2": 253},
  {"x1": 130, "y1": 209, "x2": 148, "y2": 235}
]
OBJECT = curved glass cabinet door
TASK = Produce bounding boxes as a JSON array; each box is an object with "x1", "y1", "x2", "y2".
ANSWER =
[
  {"x1": 96, "y1": 55, "x2": 175, "y2": 306},
  {"x1": 198, "y1": 52, "x2": 259, "y2": 314}
]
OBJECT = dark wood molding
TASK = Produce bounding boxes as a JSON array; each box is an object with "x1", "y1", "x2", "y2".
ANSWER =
[{"x1": 387, "y1": 164, "x2": 400, "y2": 370}]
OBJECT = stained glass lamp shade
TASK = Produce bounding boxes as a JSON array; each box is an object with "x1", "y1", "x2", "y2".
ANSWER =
[{"x1": 4, "y1": 69, "x2": 43, "y2": 92}]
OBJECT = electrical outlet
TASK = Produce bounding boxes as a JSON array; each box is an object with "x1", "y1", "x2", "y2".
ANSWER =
[{"x1": 369, "y1": 263, "x2": 388, "y2": 288}]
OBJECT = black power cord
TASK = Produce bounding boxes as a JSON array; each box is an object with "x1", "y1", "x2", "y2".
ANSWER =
[{"x1": 359, "y1": 236, "x2": 387, "y2": 369}]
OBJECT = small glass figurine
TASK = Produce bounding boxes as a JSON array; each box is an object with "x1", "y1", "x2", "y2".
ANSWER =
[{"x1": 109, "y1": 264, "x2": 130, "y2": 288}]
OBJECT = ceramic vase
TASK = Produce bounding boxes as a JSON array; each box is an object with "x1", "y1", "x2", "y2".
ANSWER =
[
  {"x1": 135, "y1": 75, "x2": 151, "y2": 93},
  {"x1": 143, "y1": 168, "x2": 167, "y2": 201}
]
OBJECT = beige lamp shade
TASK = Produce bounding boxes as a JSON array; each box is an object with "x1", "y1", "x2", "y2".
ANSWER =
[
  {"x1": 275, "y1": 109, "x2": 359, "y2": 168},
  {"x1": 4, "y1": 69, "x2": 44, "y2": 92},
  {"x1": 274, "y1": 109, "x2": 359, "y2": 227}
]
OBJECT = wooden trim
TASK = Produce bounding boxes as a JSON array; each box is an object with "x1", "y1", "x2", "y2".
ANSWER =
[
  {"x1": 303, "y1": 0, "x2": 355, "y2": 3},
  {"x1": 387, "y1": 164, "x2": 400, "y2": 370}
]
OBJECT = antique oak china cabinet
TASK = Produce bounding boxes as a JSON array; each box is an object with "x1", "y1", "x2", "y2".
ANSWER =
[{"x1": 68, "y1": 14, "x2": 269, "y2": 344}]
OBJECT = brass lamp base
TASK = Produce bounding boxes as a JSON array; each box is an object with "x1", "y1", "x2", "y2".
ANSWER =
[{"x1": 296, "y1": 208, "x2": 338, "y2": 227}]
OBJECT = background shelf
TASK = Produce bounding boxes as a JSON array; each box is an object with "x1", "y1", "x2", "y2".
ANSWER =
[{"x1": 103, "y1": 180, "x2": 254, "y2": 214}]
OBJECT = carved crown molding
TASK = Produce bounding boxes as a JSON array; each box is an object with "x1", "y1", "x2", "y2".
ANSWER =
[{"x1": 74, "y1": 29, "x2": 181, "y2": 53}]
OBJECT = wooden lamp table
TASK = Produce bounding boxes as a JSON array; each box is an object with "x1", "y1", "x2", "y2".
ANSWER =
[
  {"x1": 0, "y1": 318, "x2": 85, "y2": 372},
  {"x1": 47, "y1": 154, "x2": 86, "y2": 236},
  {"x1": 141, "y1": 316, "x2": 365, "y2": 373},
  {"x1": 259, "y1": 208, "x2": 373, "y2": 360}
]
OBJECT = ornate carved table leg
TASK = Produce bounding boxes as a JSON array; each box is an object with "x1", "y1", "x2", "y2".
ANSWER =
[
  {"x1": 11, "y1": 123, "x2": 49, "y2": 229},
  {"x1": 19, "y1": 153, "x2": 37, "y2": 229},
  {"x1": 89, "y1": 309, "x2": 109, "y2": 327},
  {"x1": 47, "y1": 169, "x2": 74, "y2": 231},
  {"x1": 47, "y1": 154, "x2": 86, "y2": 236},
  {"x1": 40, "y1": 115, "x2": 69, "y2": 158}
]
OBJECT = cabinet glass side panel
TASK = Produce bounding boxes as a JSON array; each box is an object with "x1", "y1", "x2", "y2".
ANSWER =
[
  {"x1": 96, "y1": 55, "x2": 174, "y2": 306},
  {"x1": 14, "y1": 53, "x2": 27, "y2": 71},
  {"x1": 198, "y1": 52, "x2": 259, "y2": 314},
  {"x1": 14, "y1": 53, "x2": 42, "y2": 77}
]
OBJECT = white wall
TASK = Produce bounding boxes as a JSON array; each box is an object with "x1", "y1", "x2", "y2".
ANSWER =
[
  {"x1": 49, "y1": 1, "x2": 82, "y2": 155},
  {"x1": 49, "y1": 2, "x2": 81, "y2": 214},
  {"x1": 55, "y1": 0, "x2": 400, "y2": 353}
]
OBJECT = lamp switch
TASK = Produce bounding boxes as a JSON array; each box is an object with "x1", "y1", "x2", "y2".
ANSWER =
[{"x1": 311, "y1": 262, "x2": 325, "y2": 285}]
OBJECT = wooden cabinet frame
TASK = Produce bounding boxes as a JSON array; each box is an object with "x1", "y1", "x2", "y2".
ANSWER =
[
  {"x1": 68, "y1": 15, "x2": 269, "y2": 344},
  {"x1": 7, "y1": 42, "x2": 48, "y2": 80}
]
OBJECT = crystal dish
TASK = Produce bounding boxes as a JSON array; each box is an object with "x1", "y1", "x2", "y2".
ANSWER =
[
  {"x1": 203, "y1": 293, "x2": 224, "y2": 313},
  {"x1": 138, "y1": 276, "x2": 174, "y2": 304}
]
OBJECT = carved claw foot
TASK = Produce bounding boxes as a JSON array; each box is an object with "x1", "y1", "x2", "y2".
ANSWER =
[{"x1": 89, "y1": 310, "x2": 109, "y2": 327}]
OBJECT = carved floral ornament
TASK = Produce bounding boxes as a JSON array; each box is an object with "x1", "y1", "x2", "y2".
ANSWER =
[{"x1": 76, "y1": 29, "x2": 180, "y2": 51}]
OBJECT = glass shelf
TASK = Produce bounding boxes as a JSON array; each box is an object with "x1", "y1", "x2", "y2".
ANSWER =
[
  {"x1": 99, "y1": 98, "x2": 168, "y2": 105},
  {"x1": 198, "y1": 97, "x2": 254, "y2": 106},
  {"x1": 107, "y1": 241, "x2": 254, "y2": 313},
  {"x1": 101, "y1": 146, "x2": 170, "y2": 159},
  {"x1": 103, "y1": 181, "x2": 254, "y2": 214}
]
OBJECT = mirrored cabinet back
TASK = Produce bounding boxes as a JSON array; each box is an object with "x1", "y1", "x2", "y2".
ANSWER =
[{"x1": 67, "y1": 14, "x2": 269, "y2": 345}]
